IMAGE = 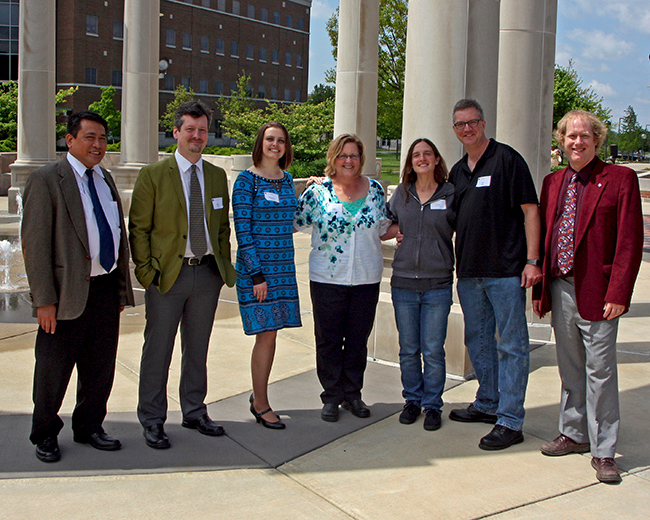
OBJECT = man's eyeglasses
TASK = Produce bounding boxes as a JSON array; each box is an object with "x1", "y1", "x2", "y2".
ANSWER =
[
  {"x1": 337, "y1": 154, "x2": 360, "y2": 161},
  {"x1": 453, "y1": 118, "x2": 483, "y2": 130}
]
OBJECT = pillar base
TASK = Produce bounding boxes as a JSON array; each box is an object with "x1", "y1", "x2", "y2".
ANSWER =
[{"x1": 8, "y1": 159, "x2": 55, "y2": 214}]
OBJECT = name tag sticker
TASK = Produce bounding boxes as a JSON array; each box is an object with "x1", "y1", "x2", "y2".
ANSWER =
[
  {"x1": 476, "y1": 176, "x2": 491, "y2": 188},
  {"x1": 264, "y1": 191, "x2": 280, "y2": 203},
  {"x1": 327, "y1": 202, "x2": 344, "y2": 216},
  {"x1": 211, "y1": 197, "x2": 223, "y2": 209},
  {"x1": 430, "y1": 199, "x2": 446, "y2": 210}
]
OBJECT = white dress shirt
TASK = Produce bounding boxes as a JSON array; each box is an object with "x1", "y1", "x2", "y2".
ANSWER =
[
  {"x1": 67, "y1": 152, "x2": 121, "y2": 276},
  {"x1": 174, "y1": 150, "x2": 214, "y2": 257}
]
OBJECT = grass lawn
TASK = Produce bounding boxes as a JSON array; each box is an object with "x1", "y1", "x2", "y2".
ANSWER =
[{"x1": 377, "y1": 149, "x2": 401, "y2": 185}]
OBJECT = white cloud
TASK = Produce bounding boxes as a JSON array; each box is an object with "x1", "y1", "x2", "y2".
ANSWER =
[
  {"x1": 587, "y1": 80, "x2": 618, "y2": 98},
  {"x1": 311, "y1": 0, "x2": 336, "y2": 20},
  {"x1": 567, "y1": 29, "x2": 634, "y2": 60}
]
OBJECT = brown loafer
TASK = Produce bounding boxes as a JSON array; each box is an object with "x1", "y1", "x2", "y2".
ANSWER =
[
  {"x1": 540, "y1": 434, "x2": 590, "y2": 456},
  {"x1": 591, "y1": 457, "x2": 622, "y2": 484}
]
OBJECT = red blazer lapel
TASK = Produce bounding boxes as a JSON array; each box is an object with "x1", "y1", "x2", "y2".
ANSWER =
[{"x1": 575, "y1": 160, "x2": 608, "y2": 250}]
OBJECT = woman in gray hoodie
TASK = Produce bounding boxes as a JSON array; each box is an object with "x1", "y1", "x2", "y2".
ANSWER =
[{"x1": 386, "y1": 138, "x2": 456, "y2": 431}]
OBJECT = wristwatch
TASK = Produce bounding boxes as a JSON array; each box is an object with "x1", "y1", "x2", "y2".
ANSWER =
[{"x1": 526, "y1": 259, "x2": 541, "y2": 267}]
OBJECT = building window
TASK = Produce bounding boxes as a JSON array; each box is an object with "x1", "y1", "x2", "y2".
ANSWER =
[
  {"x1": 86, "y1": 15, "x2": 98, "y2": 36},
  {"x1": 182, "y1": 32, "x2": 192, "y2": 50},
  {"x1": 273, "y1": 11, "x2": 280, "y2": 24},
  {"x1": 271, "y1": 49, "x2": 278, "y2": 64},
  {"x1": 217, "y1": 0, "x2": 225, "y2": 11},
  {"x1": 164, "y1": 75, "x2": 175, "y2": 91},
  {"x1": 216, "y1": 38, "x2": 224, "y2": 55},
  {"x1": 230, "y1": 82, "x2": 237, "y2": 94},
  {"x1": 231, "y1": 41, "x2": 238, "y2": 57},
  {"x1": 247, "y1": 5, "x2": 255, "y2": 18},
  {"x1": 201, "y1": 36, "x2": 209, "y2": 53},
  {"x1": 259, "y1": 47, "x2": 266, "y2": 62},
  {"x1": 295, "y1": 90, "x2": 301, "y2": 102},
  {"x1": 85, "y1": 67, "x2": 97, "y2": 84},
  {"x1": 271, "y1": 87, "x2": 278, "y2": 100},
  {"x1": 286, "y1": 15, "x2": 293, "y2": 28},
  {"x1": 285, "y1": 52, "x2": 291, "y2": 67},
  {"x1": 111, "y1": 70, "x2": 122, "y2": 87},
  {"x1": 284, "y1": 88, "x2": 291, "y2": 102},
  {"x1": 215, "y1": 80, "x2": 223, "y2": 95},
  {"x1": 298, "y1": 18, "x2": 304, "y2": 31},
  {"x1": 202, "y1": 0, "x2": 211, "y2": 7},
  {"x1": 113, "y1": 21, "x2": 123, "y2": 40},
  {"x1": 199, "y1": 79, "x2": 208, "y2": 93},
  {"x1": 260, "y1": 8, "x2": 268, "y2": 22},
  {"x1": 232, "y1": 1, "x2": 240, "y2": 15},
  {"x1": 257, "y1": 85, "x2": 265, "y2": 99},
  {"x1": 296, "y1": 54, "x2": 303, "y2": 68},
  {"x1": 182, "y1": 77, "x2": 191, "y2": 89},
  {"x1": 166, "y1": 29, "x2": 176, "y2": 48},
  {"x1": 246, "y1": 44, "x2": 253, "y2": 60}
]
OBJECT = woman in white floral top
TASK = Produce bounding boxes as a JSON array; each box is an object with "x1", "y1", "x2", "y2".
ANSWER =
[{"x1": 294, "y1": 134, "x2": 392, "y2": 422}]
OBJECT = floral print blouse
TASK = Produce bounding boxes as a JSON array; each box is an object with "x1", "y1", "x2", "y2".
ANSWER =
[{"x1": 294, "y1": 178, "x2": 391, "y2": 285}]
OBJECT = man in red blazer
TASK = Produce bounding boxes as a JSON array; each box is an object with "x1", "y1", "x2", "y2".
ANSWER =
[{"x1": 533, "y1": 110, "x2": 643, "y2": 484}]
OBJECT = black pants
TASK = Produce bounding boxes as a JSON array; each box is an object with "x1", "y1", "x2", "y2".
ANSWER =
[
  {"x1": 30, "y1": 272, "x2": 120, "y2": 444},
  {"x1": 310, "y1": 281, "x2": 380, "y2": 404}
]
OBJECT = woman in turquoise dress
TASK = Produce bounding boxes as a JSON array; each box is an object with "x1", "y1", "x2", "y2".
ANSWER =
[{"x1": 232, "y1": 121, "x2": 301, "y2": 430}]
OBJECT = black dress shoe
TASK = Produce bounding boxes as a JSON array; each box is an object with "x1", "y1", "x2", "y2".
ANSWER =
[
  {"x1": 479, "y1": 425, "x2": 524, "y2": 451},
  {"x1": 35, "y1": 437, "x2": 61, "y2": 463},
  {"x1": 74, "y1": 432, "x2": 121, "y2": 451},
  {"x1": 449, "y1": 404, "x2": 498, "y2": 424},
  {"x1": 143, "y1": 424, "x2": 171, "y2": 449},
  {"x1": 423, "y1": 409, "x2": 442, "y2": 431},
  {"x1": 321, "y1": 403, "x2": 339, "y2": 422},
  {"x1": 182, "y1": 414, "x2": 225, "y2": 436},
  {"x1": 250, "y1": 403, "x2": 286, "y2": 430},
  {"x1": 342, "y1": 399, "x2": 370, "y2": 418}
]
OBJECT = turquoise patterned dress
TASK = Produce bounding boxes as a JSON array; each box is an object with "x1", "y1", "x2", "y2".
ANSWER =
[{"x1": 232, "y1": 170, "x2": 302, "y2": 335}]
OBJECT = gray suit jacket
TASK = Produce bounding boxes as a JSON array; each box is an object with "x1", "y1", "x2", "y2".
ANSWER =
[{"x1": 21, "y1": 158, "x2": 134, "y2": 320}]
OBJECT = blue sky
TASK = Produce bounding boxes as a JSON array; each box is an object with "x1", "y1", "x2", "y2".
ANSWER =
[{"x1": 308, "y1": 0, "x2": 650, "y2": 130}]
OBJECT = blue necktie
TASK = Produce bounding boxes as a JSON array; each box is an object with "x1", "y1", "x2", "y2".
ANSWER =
[{"x1": 85, "y1": 168, "x2": 115, "y2": 272}]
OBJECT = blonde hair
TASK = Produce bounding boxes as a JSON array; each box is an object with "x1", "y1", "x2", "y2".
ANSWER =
[
  {"x1": 555, "y1": 110, "x2": 608, "y2": 153},
  {"x1": 324, "y1": 134, "x2": 366, "y2": 177}
]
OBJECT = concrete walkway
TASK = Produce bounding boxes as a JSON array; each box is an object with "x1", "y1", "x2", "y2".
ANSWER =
[{"x1": 1, "y1": 193, "x2": 650, "y2": 519}]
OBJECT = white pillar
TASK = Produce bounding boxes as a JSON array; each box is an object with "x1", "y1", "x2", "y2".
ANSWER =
[
  {"x1": 111, "y1": 0, "x2": 160, "y2": 209},
  {"x1": 496, "y1": 0, "x2": 557, "y2": 189},
  {"x1": 8, "y1": 0, "x2": 56, "y2": 213},
  {"x1": 333, "y1": 0, "x2": 379, "y2": 176}
]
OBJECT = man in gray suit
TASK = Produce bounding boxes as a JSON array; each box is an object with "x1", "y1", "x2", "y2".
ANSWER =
[{"x1": 22, "y1": 111, "x2": 134, "y2": 463}]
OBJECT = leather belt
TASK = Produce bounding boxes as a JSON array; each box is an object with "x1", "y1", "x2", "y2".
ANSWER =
[{"x1": 183, "y1": 254, "x2": 213, "y2": 266}]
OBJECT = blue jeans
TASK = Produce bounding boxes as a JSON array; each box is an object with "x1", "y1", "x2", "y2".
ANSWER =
[
  {"x1": 392, "y1": 286, "x2": 452, "y2": 413},
  {"x1": 456, "y1": 277, "x2": 529, "y2": 431}
]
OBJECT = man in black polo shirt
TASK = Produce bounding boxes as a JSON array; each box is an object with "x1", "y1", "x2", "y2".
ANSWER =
[{"x1": 447, "y1": 99, "x2": 542, "y2": 450}]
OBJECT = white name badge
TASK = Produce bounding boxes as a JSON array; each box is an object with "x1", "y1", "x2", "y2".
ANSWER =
[
  {"x1": 326, "y1": 202, "x2": 344, "y2": 216},
  {"x1": 430, "y1": 199, "x2": 446, "y2": 210},
  {"x1": 476, "y1": 176, "x2": 491, "y2": 188},
  {"x1": 264, "y1": 191, "x2": 280, "y2": 203},
  {"x1": 211, "y1": 197, "x2": 223, "y2": 209}
]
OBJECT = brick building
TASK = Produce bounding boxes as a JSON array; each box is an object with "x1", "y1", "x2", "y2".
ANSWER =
[{"x1": 54, "y1": 0, "x2": 311, "y2": 135}]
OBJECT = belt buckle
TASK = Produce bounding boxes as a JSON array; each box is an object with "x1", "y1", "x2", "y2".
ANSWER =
[{"x1": 187, "y1": 257, "x2": 201, "y2": 265}]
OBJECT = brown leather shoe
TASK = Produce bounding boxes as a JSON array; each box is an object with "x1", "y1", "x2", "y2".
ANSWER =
[
  {"x1": 591, "y1": 457, "x2": 622, "y2": 484},
  {"x1": 540, "y1": 434, "x2": 590, "y2": 456}
]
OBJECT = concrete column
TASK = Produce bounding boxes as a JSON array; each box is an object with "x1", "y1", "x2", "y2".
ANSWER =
[
  {"x1": 111, "y1": 0, "x2": 160, "y2": 210},
  {"x1": 333, "y1": 0, "x2": 379, "y2": 176},
  {"x1": 8, "y1": 0, "x2": 56, "y2": 213},
  {"x1": 496, "y1": 0, "x2": 558, "y2": 189}
]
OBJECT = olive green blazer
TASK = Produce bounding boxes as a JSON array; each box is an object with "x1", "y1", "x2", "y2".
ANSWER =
[{"x1": 129, "y1": 156, "x2": 236, "y2": 294}]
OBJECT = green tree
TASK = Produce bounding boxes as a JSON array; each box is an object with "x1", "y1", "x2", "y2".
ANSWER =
[
  {"x1": 88, "y1": 86, "x2": 121, "y2": 139},
  {"x1": 307, "y1": 83, "x2": 335, "y2": 105},
  {"x1": 0, "y1": 81, "x2": 76, "y2": 151},
  {"x1": 326, "y1": 0, "x2": 407, "y2": 140},
  {"x1": 553, "y1": 61, "x2": 611, "y2": 127},
  {"x1": 618, "y1": 105, "x2": 642, "y2": 153},
  {"x1": 160, "y1": 84, "x2": 196, "y2": 131}
]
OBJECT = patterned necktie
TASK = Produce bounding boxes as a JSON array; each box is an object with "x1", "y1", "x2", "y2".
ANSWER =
[
  {"x1": 557, "y1": 172, "x2": 578, "y2": 275},
  {"x1": 189, "y1": 164, "x2": 207, "y2": 257},
  {"x1": 85, "y1": 168, "x2": 115, "y2": 272}
]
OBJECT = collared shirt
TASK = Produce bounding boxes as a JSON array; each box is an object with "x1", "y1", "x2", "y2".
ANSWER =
[
  {"x1": 67, "y1": 152, "x2": 121, "y2": 276},
  {"x1": 174, "y1": 149, "x2": 214, "y2": 257},
  {"x1": 549, "y1": 157, "x2": 597, "y2": 278}
]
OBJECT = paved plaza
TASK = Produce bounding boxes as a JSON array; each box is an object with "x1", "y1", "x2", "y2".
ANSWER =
[{"x1": 1, "y1": 182, "x2": 650, "y2": 519}]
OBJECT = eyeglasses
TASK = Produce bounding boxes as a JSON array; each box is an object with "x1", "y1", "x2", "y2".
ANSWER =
[
  {"x1": 337, "y1": 154, "x2": 360, "y2": 161},
  {"x1": 453, "y1": 118, "x2": 483, "y2": 130}
]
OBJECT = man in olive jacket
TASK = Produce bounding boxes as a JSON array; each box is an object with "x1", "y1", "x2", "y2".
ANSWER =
[{"x1": 129, "y1": 100, "x2": 236, "y2": 449}]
